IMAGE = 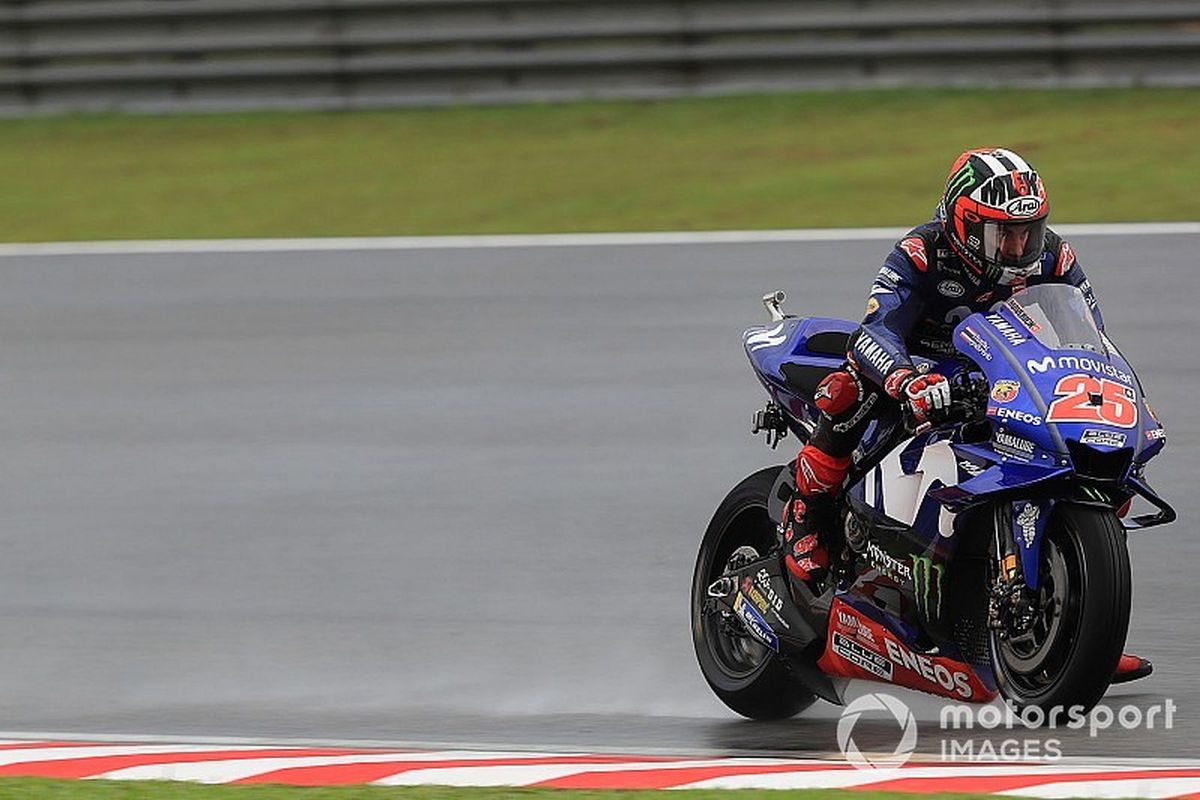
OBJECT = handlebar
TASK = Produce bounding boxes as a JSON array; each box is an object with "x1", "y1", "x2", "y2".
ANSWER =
[{"x1": 906, "y1": 371, "x2": 991, "y2": 435}]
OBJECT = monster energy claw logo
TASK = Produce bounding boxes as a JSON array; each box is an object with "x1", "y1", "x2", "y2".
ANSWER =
[
  {"x1": 911, "y1": 555, "x2": 944, "y2": 619},
  {"x1": 945, "y1": 162, "x2": 976, "y2": 199}
]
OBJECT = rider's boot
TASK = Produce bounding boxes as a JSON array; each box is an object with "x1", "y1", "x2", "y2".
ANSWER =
[
  {"x1": 782, "y1": 445, "x2": 851, "y2": 594},
  {"x1": 1112, "y1": 653, "x2": 1153, "y2": 684}
]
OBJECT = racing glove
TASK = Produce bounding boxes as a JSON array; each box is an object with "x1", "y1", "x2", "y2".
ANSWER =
[{"x1": 885, "y1": 368, "x2": 951, "y2": 424}]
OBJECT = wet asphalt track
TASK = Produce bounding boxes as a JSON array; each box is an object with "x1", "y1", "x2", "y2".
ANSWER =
[{"x1": 0, "y1": 234, "x2": 1196, "y2": 758}]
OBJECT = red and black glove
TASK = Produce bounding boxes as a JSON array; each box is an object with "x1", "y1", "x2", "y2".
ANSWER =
[{"x1": 885, "y1": 368, "x2": 951, "y2": 424}]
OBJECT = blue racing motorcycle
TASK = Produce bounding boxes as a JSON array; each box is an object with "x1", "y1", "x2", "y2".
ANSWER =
[{"x1": 691, "y1": 283, "x2": 1173, "y2": 717}]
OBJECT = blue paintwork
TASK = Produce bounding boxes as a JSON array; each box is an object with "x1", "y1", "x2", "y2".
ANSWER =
[
  {"x1": 743, "y1": 286, "x2": 1168, "y2": 682},
  {"x1": 743, "y1": 316, "x2": 856, "y2": 435}
]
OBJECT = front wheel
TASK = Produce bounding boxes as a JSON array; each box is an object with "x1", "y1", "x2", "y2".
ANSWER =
[
  {"x1": 691, "y1": 466, "x2": 816, "y2": 720},
  {"x1": 992, "y1": 503, "x2": 1131, "y2": 713}
]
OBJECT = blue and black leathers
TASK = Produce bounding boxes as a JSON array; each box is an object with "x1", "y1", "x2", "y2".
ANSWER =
[
  {"x1": 848, "y1": 220, "x2": 1103, "y2": 390},
  {"x1": 811, "y1": 219, "x2": 1103, "y2": 457}
]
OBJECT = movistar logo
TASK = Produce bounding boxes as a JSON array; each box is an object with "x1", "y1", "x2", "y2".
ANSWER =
[
  {"x1": 911, "y1": 555, "x2": 945, "y2": 619},
  {"x1": 945, "y1": 162, "x2": 976, "y2": 199}
]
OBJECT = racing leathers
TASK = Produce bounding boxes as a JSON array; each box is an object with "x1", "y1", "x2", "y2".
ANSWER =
[{"x1": 782, "y1": 218, "x2": 1102, "y2": 586}]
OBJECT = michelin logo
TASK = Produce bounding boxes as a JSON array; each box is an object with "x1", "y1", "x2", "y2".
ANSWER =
[{"x1": 734, "y1": 593, "x2": 779, "y2": 651}]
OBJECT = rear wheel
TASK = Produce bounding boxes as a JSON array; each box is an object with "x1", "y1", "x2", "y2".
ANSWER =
[
  {"x1": 992, "y1": 503, "x2": 1130, "y2": 713},
  {"x1": 691, "y1": 466, "x2": 816, "y2": 720}
]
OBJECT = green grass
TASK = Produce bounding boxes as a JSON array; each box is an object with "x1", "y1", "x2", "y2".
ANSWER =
[
  {"x1": 0, "y1": 778, "x2": 1019, "y2": 800},
  {"x1": 2, "y1": 88, "x2": 1199, "y2": 242}
]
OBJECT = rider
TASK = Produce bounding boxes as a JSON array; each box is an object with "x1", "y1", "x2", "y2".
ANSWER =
[{"x1": 782, "y1": 147, "x2": 1152, "y2": 684}]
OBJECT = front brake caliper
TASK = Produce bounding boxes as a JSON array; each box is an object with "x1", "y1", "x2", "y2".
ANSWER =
[{"x1": 988, "y1": 553, "x2": 1036, "y2": 637}]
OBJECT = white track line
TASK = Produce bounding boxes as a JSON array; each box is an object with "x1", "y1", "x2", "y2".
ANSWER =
[
  {"x1": 96, "y1": 750, "x2": 582, "y2": 783},
  {"x1": 1004, "y1": 777, "x2": 1200, "y2": 798},
  {"x1": 0, "y1": 744, "x2": 275, "y2": 766},
  {"x1": 677, "y1": 763, "x2": 1196, "y2": 791},
  {"x1": 373, "y1": 758, "x2": 800, "y2": 787},
  {"x1": 0, "y1": 223, "x2": 1196, "y2": 257}
]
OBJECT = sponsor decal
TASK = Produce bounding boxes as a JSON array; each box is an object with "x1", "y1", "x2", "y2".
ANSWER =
[
  {"x1": 1080, "y1": 279, "x2": 1099, "y2": 310},
  {"x1": 911, "y1": 555, "x2": 945, "y2": 619},
  {"x1": 836, "y1": 608, "x2": 877, "y2": 646},
  {"x1": 972, "y1": 169, "x2": 1041, "y2": 209},
  {"x1": 878, "y1": 266, "x2": 903, "y2": 287},
  {"x1": 832, "y1": 632, "x2": 893, "y2": 680},
  {"x1": 1027, "y1": 356, "x2": 1133, "y2": 386},
  {"x1": 967, "y1": 234, "x2": 981, "y2": 249},
  {"x1": 995, "y1": 431, "x2": 1036, "y2": 459},
  {"x1": 985, "y1": 313, "x2": 1027, "y2": 347},
  {"x1": 866, "y1": 541, "x2": 913, "y2": 583},
  {"x1": 733, "y1": 593, "x2": 779, "y2": 652},
  {"x1": 745, "y1": 323, "x2": 787, "y2": 352},
  {"x1": 1047, "y1": 374, "x2": 1138, "y2": 428},
  {"x1": 945, "y1": 161, "x2": 976, "y2": 199},
  {"x1": 959, "y1": 326, "x2": 992, "y2": 361},
  {"x1": 884, "y1": 637, "x2": 974, "y2": 699},
  {"x1": 991, "y1": 380, "x2": 1020, "y2": 403},
  {"x1": 1006, "y1": 196, "x2": 1042, "y2": 217},
  {"x1": 1146, "y1": 427, "x2": 1166, "y2": 442},
  {"x1": 958, "y1": 459, "x2": 985, "y2": 477},
  {"x1": 899, "y1": 236, "x2": 928, "y2": 271},
  {"x1": 1007, "y1": 300, "x2": 1043, "y2": 333},
  {"x1": 1016, "y1": 502, "x2": 1039, "y2": 548},
  {"x1": 1056, "y1": 241, "x2": 1077, "y2": 277},
  {"x1": 938, "y1": 280, "x2": 965, "y2": 298},
  {"x1": 741, "y1": 576, "x2": 771, "y2": 614},
  {"x1": 993, "y1": 406, "x2": 1042, "y2": 426},
  {"x1": 1081, "y1": 429, "x2": 1127, "y2": 448},
  {"x1": 865, "y1": 297, "x2": 880, "y2": 316},
  {"x1": 854, "y1": 334, "x2": 897, "y2": 377},
  {"x1": 883, "y1": 368, "x2": 912, "y2": 399},
  {"x1": 754, "y1": 569, "x2": 790, "y2": 629}
]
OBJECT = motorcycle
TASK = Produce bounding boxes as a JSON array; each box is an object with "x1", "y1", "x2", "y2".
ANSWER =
[{"x1": 691, "y1": 283, "x2": 1173, "y2": 718}]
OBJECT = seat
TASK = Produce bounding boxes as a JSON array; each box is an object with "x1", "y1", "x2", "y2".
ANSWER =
[{"x1": 781, "y1": 362, "x2": 843, "y2": 402}]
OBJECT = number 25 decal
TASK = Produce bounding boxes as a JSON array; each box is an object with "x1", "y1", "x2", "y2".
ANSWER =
[{"x1": 1047, "y1": 374, "x2": 1138, "y2": 428}]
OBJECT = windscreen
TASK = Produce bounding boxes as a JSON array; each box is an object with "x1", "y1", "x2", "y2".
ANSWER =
[{"x1": 1006, "y1": 284, "x2": 1105, "y2": 354}]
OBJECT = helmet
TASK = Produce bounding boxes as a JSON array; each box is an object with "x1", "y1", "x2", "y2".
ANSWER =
[{"x1": 939, "y1": 148, "x2": 1048, "y2": 286}]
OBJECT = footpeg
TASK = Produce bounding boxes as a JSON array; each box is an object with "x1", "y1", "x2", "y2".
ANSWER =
[{"x1": 752, "y1": 402, "x2": 789, "y2": 449}]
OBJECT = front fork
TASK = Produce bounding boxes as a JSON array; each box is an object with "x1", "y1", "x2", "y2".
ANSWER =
[{"x1": 988, "y1": 499, "x2": 1053, "y2": 638}]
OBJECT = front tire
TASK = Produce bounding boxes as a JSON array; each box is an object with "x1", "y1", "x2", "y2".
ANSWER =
[
  {"x1": 691, "y1": 466, "x2": 816, "y2": 720},
  {"x1": 993, "y1": 503, "x2": 1130, "y2": 713}
]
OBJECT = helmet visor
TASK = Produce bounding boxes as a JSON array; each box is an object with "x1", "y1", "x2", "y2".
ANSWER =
[{"x1": 982, "y1": 218, "x2": 1047, "y2": 269}]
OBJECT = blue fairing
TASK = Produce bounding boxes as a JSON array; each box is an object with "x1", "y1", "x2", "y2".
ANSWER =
[
  {"x1": 743, "y1": 316, "x2": 856, "y2": 436},
  {"x1": 747, "y1": 287, "x2": 1168, "y2": 594},
  {"x1": 952, "y1": 299, "x2": 1161, "y2": 480}
]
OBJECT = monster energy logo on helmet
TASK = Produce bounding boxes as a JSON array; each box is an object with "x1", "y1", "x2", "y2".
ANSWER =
[
  {"x1": 912, "y1": 555, "x2": 944, "y2": 619},
  {"x1": 944, "y1": 161, "x2": 977, "y2": 202}
]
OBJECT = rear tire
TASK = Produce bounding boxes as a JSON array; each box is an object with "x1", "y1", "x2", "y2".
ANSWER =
[
  {"x1": 691, "y1": 466, "x2": 817, "y2": 720},
  {"x1": 993, "y1": 503, "x2": 1130, "y2": 714}
]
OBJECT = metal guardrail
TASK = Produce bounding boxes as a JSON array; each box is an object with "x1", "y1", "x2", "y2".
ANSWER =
[{"x1": 2, "y1": 1, "x2": 1199, "y2": 114}]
